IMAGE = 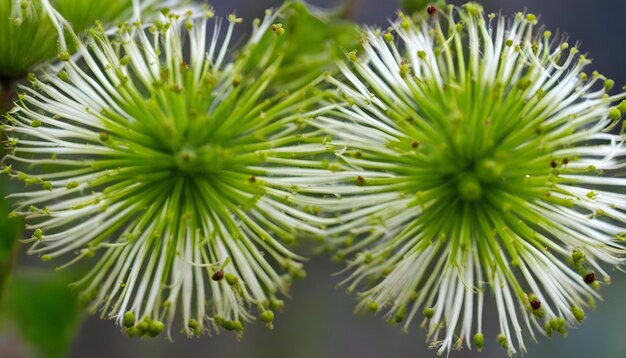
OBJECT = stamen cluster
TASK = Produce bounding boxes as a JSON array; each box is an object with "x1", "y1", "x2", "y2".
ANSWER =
[
  {"x1": 316, "y1": 3, "x2": 626, "y2": 354},
  {"x1": 3, "y1": 7, "x2": 332, "y2": 336}
]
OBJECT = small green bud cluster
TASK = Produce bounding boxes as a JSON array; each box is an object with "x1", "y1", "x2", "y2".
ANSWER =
[
  {"x1": 187, "y1": 319, "x2": 202, "y2": 336},
  {"x1": 123, "y1": 312, "x2": 164, "y2": 338},
  {"x1": 545, "y1": 317, "x2": 567, "y2": 338},
  {"x1": 568, "y1": 248, "x2": 601, "y2": 290},
  {"x1": 215, "y1": 316, "x2": 244, "y2": 333}
]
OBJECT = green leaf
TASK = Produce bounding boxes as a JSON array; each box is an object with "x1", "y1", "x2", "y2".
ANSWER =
[
  {"x1": 0, "y1": 176, "x2": 24, "y2": 302},
  {"x1": 2, "y1": 271, "x2": 83, "y2": 358}
]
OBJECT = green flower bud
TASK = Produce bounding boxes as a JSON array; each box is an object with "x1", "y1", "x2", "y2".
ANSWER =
[
  {"x1": 135, "y1": 321, "x2": 148, "y2": 335},
  {"x1": 188, "y1": 319, "x2": 201, "y2": 335},
  {"x1": 474, "y1": 333, "x2": 484, "y2": 352},
  {"x1": 147, "y1": 320, "x2": 164, "y2": 337},
  {"x1": 609, "y1": 108, "x2": 622, "y2": 121},
  {"x1": 270, "y1": 299, "x2": 285, "y2": 311},
  {"x1": 33, "y1": 228, "x2": 43, "y2": 241},
  {"x1": 225, "y1": 273, "x2": 238, "y2": 286},
  {"x1": 572, "y1": 248, "x2": 585, "y2": 263},
  {"x1": 368, "y1": 301, "x2": 378, "y2": 312},
  {"x1": 394, "y1": 305, "x2": 405, "y2": 323},
  {"x1": 260, "y1": 310, "x2": 274, "y2": 323},
  {"x1": 123, "y1": 311, "x2": 135, "y2": 328},
  {"x1": 571, "y1": 306, "x2": 585, "y2": 323}
]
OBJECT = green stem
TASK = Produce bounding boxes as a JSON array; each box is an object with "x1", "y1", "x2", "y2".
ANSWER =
[{"x1": 0, "y1": 76, "x2": 17, "y2": 114}]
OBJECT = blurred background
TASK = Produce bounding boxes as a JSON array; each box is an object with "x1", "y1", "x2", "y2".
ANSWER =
[{"x1": 2, "y1": 0, "x2": 626, "y2": 357}]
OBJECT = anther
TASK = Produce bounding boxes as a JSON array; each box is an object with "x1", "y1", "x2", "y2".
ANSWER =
[
  {"x1": 260, "y1": 310, "x2": 274, "y2": 323},
  {"x1": 212, "y1": 270, "x2": 224, "y2": 281},
  {"x1": 474, "y1": 333, "x2": 484, "y2": 352},
  {"x1": 423, "y1": 307, "x2": 434, "y2": 319},
  {"x1": 225, "y1": 273, "x2": 238, "y2": 286},
  {"x1": 530, "y1": 299, "x2": 541, "y2": 310},
  {"x1": 123, "y1": 311, "x2": 135, "y2": 328}
]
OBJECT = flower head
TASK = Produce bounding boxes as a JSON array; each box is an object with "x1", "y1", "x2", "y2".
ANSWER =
[
  {"x1": 2, "y1": 7, "x2": 333, "y2": 336},
  {"x1": 319, "y1": 3, "x2": 626, "y2": 355},
  {"x1": 0, "y1": 0, "x2": 190, "y2": 78}
]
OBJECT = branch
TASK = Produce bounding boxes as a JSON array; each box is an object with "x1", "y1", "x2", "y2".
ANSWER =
[{"x1": 343, "y1": 0, "x2": 361, "y2": 20}]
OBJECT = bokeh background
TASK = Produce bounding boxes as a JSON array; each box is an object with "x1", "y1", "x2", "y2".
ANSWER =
[{"x1": 2, "y1": 0, "x2": 626, "y2": 357}]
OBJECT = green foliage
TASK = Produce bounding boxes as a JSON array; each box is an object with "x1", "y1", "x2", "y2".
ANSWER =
[
  {"x1": 2, "y1": 271, "x2": 83, "y2": 358},
  {"x1": 0, "y1": 177, "x2": 23, "y2": 302}
]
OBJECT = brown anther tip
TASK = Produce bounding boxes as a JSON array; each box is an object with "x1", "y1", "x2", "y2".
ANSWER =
[
  {"x1": 584, "y1": 272, "x2": 596, "y2": 284},
  {"x1": 550, "y1": 160, "x2": 558, "y2": 168},
  {"x1": 248, "y1": 176, "x2": 256, "y2": 183},
  {"x1": 212, "y1": 270, "x2": 224, "y2": 281},
  {"x1": 427, "y1": 5, "x2": 437, "y2": 15},
  {"x1": 411, "y1": 140, "x2": 419, "y2": 149},
  {"x1": 356, "y1": 176, "x2": 366, "y2": 186},
  {"x1": 530, "y1": 299, "x2": 541, "y2": 310}
]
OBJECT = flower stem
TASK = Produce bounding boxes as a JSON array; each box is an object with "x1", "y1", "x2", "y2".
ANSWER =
[{"x1": 0, "y1": 76, "x2": 17, "y2": 114}]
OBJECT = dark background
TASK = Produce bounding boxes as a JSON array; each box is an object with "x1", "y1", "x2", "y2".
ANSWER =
[{"x1": 3, "y1": 1, "x2": 626, "y2": 357}]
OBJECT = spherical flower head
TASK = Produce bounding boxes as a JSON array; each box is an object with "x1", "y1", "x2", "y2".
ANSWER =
[
  {"x1": 319, "y1": 3, "x2": 626, "y2": 355},
  {"x1": 0, "y1": 0, "x2": 192, "y2": 79},
  {"x1": 2, "y1": 7, "x2": 331, "y2": 337}
]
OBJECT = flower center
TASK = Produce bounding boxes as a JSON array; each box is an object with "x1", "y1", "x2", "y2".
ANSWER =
[
  {"x1": 173, "y1": 144, "x2": 229, "y2": 175},
  {"x1": 457, "y1": 174, "x2": 482, "y2": 200},
  {"x1": 452, "y1": 157, "x2": 506, "y2": 201}
]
